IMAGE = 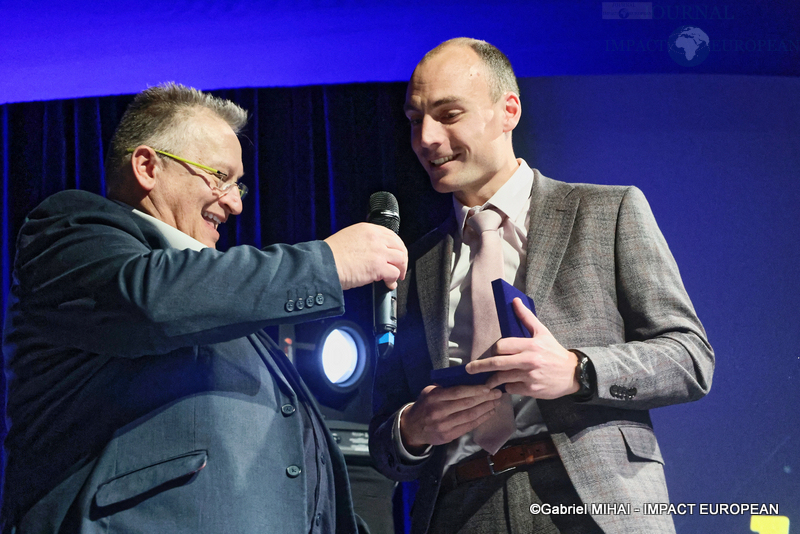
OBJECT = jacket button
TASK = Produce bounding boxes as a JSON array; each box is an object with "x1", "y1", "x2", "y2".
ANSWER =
[
  {"x1": 296, "y1": 298, "x2": 305, "y2": 310},
  {"x1": 286, "y1": 465, "x2": 302, "y2": 478},
  {"x1": 306, "y1": 295, "x2": 315, "y2": 308},
  {"x1": 315, "y1": 293, "x2": 325, "y2": 306},
  {"x1": 285, "y1": 300, "x2": 295, "y2": 312},
  {"x1": 281, "y1": 404, "x2": 296, "y2": 416}
]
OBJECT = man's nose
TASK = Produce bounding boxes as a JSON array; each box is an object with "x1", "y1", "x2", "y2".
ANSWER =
[
  {"x1": 219, "y1": 188, "x2": 243, "y2": 216},
  {"x1": 418, "y1": 116, "x2": 443, "y2": 149}
]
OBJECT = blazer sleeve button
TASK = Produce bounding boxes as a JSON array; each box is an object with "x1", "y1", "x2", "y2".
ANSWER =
[
  {"x1": 315, "y1": 293, "x2": 325, "y2": 306},
  {"x1": 285, "y1": 300, "x2": 295, "y2": 312},
  {"x1": 286, "y1": 465, "x2": 302, "y2": 478},
  {"x1": 306, "y1": 295, "x2": 315, "y2": 308},
  {"x1": 296, "y1": 298, "x2": 305, "y2": 310}
]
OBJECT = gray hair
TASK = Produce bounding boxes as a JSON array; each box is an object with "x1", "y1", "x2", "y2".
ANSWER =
[
  {"x1": 423, "y1": 38, "x2": 520, "y2": 102},
  {"x1": 105, "y1": 82, "x2": 248, "y2": 193}
]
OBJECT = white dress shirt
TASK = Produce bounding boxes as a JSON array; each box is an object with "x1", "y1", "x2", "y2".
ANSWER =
[
  {"x1": 132, "y1": 209, "x2": 208, "y2": 251},
  {"x1": 394, "y1": 159, "x2": 549, "y2": 471}
]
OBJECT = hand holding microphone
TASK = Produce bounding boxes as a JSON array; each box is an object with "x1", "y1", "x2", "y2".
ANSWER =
[
  {"x1": 323, "y1": 192, "x2": 403, "y2": 356},
  {"x1": 323, "y1": 195, "x2": 406, "y2": 292},
  {"x1": 367, "y1": 193, "x2": 401, "y2": 351}
]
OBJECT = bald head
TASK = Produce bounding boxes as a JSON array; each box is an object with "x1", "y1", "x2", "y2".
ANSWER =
[{"x1": 417, "y1": 38, "x2": 519, "y2": 102}]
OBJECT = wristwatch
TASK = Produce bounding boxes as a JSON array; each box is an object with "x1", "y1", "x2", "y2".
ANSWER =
[{"x1": 572, "y1": 351, "x2": 596, "y2": 400}]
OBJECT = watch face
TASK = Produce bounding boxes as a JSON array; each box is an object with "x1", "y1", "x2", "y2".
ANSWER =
[{"x1": 575, "y1": 353, "x2": 594, "y2": 398}]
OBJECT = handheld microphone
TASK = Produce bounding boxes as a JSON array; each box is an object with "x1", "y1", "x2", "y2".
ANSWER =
[{"x1": 367, "y1": 192, "x2": 400, "y2": 357}]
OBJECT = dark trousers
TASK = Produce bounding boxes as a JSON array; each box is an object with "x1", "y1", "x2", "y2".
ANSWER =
[{"x1": 428, "y1": 458, "x2": 604, "y2": 534}]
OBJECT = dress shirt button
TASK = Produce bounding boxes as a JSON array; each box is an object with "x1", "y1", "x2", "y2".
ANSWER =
[
  {"x1": 315, "y1": 293, "x2": 325, "y2": 306},
  {"x1": 296, "y1": 298, "x2": 305, "y2": 310},
  {"x1": 320, "y1": 454, "x2": 326, "y2": 465},
  {"x1": 285, "y1": 300, "x2": 295, "y2": 312},
  {"x1": 306, "y1": 295, "x2": 315, "y2": 308},
  {"x1": 286, "y1": 465, "x2": 302, "y2": 478},
  {"x1": 281, "y1": 404, "x2": 296, "y2": 416},
  {"x1": 315, "y1": 513, "x2": 321, "y2": 526}
]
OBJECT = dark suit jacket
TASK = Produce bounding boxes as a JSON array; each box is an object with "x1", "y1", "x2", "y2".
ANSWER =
[
  {"x1": 369, "y1": 171, "x2": 714, "y2": 534},
  {"x1": 2, "y1": 190, "x2": 359, "y2": 533}
]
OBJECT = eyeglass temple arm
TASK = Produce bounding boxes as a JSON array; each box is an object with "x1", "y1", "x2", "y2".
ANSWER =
[{"x1": 125, "y1": 148, "x2": 228, "y2": 180}]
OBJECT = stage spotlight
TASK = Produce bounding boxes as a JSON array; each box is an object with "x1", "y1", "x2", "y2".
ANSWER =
[
  {"x1": 320, "y1": 327, "x2": 361, "y2": 386},
  {"x1": 293, "y1": 320, "x2": 370, "y2": 410}
]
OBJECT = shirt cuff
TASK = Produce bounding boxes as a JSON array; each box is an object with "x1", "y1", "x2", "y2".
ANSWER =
[{"x1": 393, "y1": 403, "x2": 433, "y2": 462}]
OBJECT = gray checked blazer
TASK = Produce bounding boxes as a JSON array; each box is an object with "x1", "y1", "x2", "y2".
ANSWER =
[{"x1": 369, "y1": 170, "x2": 714, "y2": 534}]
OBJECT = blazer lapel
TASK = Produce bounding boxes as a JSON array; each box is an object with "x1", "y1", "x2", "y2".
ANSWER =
[
  {"x1": 252, "y1": 330, "x2": 296, "y2": 398},
  {"x1": 525, "y1": 170, "x2": 580, "y2": 308},
  {"x1": 415, "y1": 216, "x2": 456, "y2": 370}
]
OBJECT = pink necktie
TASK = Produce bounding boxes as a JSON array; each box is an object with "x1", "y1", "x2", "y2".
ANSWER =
[{"x1": 465, "y1": 208, "x2": 516, "y2": 454}]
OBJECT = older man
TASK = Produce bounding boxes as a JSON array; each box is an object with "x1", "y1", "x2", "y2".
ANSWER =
[
  {"x1": 2, "y1": 83, "x2": 406, "y2": 533},
  {"x1": 369, "y1": 38, "x2": 713, "y2": 533}
]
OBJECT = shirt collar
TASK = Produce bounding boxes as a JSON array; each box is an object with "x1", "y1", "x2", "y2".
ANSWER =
[
  {"x1": 454, "y1": 159, "x2": 534, "y2": 238},
  {"x1": 132, "y1": 209, "x2": 208, "y2": 251}
]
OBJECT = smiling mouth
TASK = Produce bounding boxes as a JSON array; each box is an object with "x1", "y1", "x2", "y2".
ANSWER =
[
  {"x1": 430, "y1": 155, "x2": 456, "y2": 167},
  {"x1": 202, "y1": 211, "x2": 222, "y2": 229}
]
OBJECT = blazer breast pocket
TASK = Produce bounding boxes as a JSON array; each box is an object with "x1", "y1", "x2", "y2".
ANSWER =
[{"x1": 92, "y1": 450, "x2": 207, "y2": 517}]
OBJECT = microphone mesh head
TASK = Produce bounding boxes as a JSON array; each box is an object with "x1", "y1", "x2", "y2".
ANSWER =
[{"x1": 368, "y1": 192, "x2": 400, "y2": 234}]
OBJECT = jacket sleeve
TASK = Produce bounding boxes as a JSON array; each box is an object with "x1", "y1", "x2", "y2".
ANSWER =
[
  {"x1": 575, "y1": 186, "x2": 715, "y2": 410},
  {"x1": 7, "y1": 192, "x2": 345, "y2": 358}
]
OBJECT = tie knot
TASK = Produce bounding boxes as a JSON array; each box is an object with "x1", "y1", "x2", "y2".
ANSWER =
[{"x1": 467, "y1": 208, "x2": 503, "y2": 233}]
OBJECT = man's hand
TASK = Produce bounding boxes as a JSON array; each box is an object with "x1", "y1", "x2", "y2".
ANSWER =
[
  {"x1": 324, "y1": 223, "x2": 408, "y2": 290},
  {"x1": 465, "y1": 298, "x2": 581, "y2": 399},
  {"x1": 399, "y1": 384, "x2": 502, "y2": 454}
]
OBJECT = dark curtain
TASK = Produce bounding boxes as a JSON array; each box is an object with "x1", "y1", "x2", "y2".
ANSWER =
[{"x1": 0, "y1": 82, "x2": 452, "y2": 500}]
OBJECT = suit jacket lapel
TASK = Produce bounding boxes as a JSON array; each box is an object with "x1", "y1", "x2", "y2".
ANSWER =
[
  {"x1": 415, "y1": 216, "x2": 456, "y2": 370},
  {"x1": 252, "y1": 330, "x2": 296, "y2": 398},
  {"x1": 525, "y1": 170, "x2": 580, "y2": 308},
  {"x1": 414, "y1": 170, "x2": 577, "y2": 370}
]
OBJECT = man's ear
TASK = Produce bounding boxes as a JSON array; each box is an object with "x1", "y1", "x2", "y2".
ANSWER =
[
  {"x1": 501, "y1": 92, "x2": 522, "y2": 133},
  {"x1": 129, "y1": 146, "x2": 159, "y2": 193}
]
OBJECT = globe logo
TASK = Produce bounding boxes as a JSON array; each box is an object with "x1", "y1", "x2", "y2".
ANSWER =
[{"x1": 668, "y1": 26, "x2": 710, "y2": 67}]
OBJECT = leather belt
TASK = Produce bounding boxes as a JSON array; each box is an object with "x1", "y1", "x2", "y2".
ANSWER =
[{"x1": 443, "y1": 436, "x2": 559, "y2": 491}]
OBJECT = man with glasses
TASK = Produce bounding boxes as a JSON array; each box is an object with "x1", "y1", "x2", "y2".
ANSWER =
[{"x1": 2, "y1": 83, "x2": 406, "y2": 533}]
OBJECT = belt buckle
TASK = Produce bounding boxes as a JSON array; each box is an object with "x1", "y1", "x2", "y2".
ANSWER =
[{"x1": 487, "y1": 453, "x2": 514, "y2": 476}]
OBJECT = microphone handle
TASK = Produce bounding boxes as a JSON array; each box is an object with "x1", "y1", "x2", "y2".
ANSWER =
[
  {"x1": 373, "y1": 283, "x2": 397, "y2": 335},
  {"x1": 373, "y1": 279, "x2": 396, "y2": 358}
]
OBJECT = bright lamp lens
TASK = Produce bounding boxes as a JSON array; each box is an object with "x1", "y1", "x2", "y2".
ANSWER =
[{"x1": 321, "y1": 328, "x2": 359, "y2": 384}]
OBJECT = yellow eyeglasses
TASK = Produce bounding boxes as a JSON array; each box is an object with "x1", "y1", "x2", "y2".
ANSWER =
[{"x1": 126, "y1": 147, "x2": 248, "y2": 200}]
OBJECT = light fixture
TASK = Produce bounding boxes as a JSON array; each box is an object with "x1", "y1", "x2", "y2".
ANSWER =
[{"x1": 293, "y1": 320, "x2": 370, "y2": 410}]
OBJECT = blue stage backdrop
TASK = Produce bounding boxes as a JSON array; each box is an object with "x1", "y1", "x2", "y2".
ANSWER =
[
  {"x1": 1, "y1": 0, "x2": 799, "y2": 104},
  {"x1": 2, "y1": 73, "x2": 797, "y2": 534},
  {"x1": 1, "y1": 1, "x2": 799, "y2": 533}
]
